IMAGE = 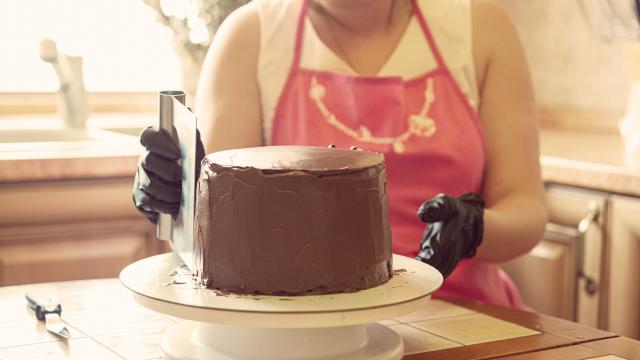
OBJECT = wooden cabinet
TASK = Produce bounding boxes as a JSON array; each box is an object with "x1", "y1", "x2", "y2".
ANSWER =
[
  {"x1": 0, "y1": 178, "x2": 169, "y2": 286},
  {"x1": 502, "y1": 223, "x2": 580, "y2": 320},
  {"x1": 503, "y1": 185, "x2": 640, "y2": 339},
  {"x1": 502, "y1": 186, "x2": 607, "y2": 328},
  {"x1": 606, "y1": 195, "x2": 640, "y2": 339}
]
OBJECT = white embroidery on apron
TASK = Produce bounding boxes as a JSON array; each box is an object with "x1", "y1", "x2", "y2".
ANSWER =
[{"x1": 308, "y1": 76, "x2": 437, "y2": 153}]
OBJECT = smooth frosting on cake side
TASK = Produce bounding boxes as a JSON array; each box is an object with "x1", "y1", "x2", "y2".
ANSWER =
[{"x1": 194, "y1": 146, "x2": 393, "y2": 295}]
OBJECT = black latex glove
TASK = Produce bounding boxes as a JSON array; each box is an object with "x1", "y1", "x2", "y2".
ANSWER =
[
  {"x1": 416, "y1": 192, "x2": 485, "y2": 278},
  {"x1": 132, "y1": 126, "x2": 205, "y2": 224}
]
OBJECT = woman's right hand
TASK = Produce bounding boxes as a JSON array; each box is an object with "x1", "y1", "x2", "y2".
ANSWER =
[
  {"x1": 133, "y1": 1, "x2": 262, "y2": 224},
  {"x1": 132, "y1": 127, "x2": 184, "y2": 224}
]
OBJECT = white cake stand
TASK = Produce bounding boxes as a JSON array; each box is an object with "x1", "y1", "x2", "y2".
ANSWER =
[{"x1": 120, "y1": 253, "x2": 442, "y2": 360}]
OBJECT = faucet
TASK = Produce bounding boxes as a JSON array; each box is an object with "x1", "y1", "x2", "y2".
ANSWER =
[{"x1": 39, "y1": 38, "x2": 88, "y2": 128}]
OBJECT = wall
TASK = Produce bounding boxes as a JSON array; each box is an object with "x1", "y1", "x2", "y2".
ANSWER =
[{"x1": 499, "y1": 0, "x2": 632, "y2": 112}]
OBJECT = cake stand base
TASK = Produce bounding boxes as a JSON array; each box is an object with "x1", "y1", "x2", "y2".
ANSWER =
[
  {"x1": 162, "y1": 321, "x2": 403, "y2": 360},
  {"x1": 120, "y1": 253, "x2": 443, "y2": 360}
]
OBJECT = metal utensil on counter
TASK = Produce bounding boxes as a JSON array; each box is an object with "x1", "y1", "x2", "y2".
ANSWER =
[
  {"x1": 25, "y1": 293, "x2": 71, "y2": 339},
  {"x1": 155, "y1": 90, "x2": 198, "y2": 272}
]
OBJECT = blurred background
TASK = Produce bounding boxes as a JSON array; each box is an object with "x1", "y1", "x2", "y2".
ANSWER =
[{"x1": 0, "y1": 0, "x2": 639, "y2": 341}]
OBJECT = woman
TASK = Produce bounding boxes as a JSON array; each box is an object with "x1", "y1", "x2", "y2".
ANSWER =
[{"x1": 133, "y1": 0, "x2": 547, "y2": 309}]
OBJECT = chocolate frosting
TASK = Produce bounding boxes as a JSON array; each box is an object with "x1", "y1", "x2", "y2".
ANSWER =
[
  {"x1": 194, "y1": 146, "x2": 393, "y2": 295},
  {"x1": 206, "y1": 146, "x2": 385, "y2": 173}
]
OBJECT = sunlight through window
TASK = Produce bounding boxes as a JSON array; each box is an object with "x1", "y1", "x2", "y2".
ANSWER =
[{"x1": 0, "y1": 0, "x2": 182, "y2": 92}]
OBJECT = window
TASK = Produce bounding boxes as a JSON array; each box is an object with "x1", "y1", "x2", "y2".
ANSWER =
[{"x1": 1, "y1": 0, "x2": 183, "y2": 111}]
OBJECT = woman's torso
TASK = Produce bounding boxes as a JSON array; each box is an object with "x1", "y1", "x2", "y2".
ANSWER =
[
  {"x1": 251, "y1": 0, "x2": 529, "y2": 309},
  {"x1": 256, "y1": 0, "x2": 480, "y2": 142}
]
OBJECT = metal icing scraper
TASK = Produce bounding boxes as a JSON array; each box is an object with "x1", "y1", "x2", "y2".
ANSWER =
[
  {"x1": 156, "y1": 90, "x2": 197, "y2": 271},
  {"x1": 25, "y1": 292, "x2": 70, "y2": 339}
]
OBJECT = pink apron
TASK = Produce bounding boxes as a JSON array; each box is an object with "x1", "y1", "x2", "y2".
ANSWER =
[{"x1": 270, "y1": 0, "x2": 528, "y2": 309}]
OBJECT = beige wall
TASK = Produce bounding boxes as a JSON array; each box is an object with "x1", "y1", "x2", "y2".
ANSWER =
[{"x1": 498, "y1": 0, "x2": 632, "y2": 112}]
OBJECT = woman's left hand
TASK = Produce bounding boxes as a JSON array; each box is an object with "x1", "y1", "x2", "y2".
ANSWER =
[{"x1": 416, "y1": 193, "x2": 485, "y2": 278}]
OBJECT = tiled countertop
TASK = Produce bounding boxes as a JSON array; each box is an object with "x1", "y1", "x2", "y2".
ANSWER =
[{"x1": 2, "y1": 278, "x2": 636, "y2": 360}]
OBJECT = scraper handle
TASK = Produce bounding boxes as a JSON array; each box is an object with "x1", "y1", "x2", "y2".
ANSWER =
[
  {"x1": 157, "y1": 90, "x2": 186, "y2": 241},
  {"x1": 25, "y1": 293, "x2": 62, "y2": 321}
]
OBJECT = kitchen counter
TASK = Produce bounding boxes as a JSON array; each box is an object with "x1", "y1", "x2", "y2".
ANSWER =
[
  {"x1": 1, "y1": 278, "x2": 638, "y2": 359},
  {"x1": 0, "y1": 138, "x2": 140, "y2": 183},
  {"x1": 540, "y1": 129, "x2": 640, "y2": 197},
  {"x1": 0, "y1": 114, "x2": 148, "y2": 183},
  {"x1": 2, "y1": 124, "x2": 640, "y2": 197}
]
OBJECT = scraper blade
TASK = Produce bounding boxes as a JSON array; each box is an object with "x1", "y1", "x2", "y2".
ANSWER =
[{"x1": 156, "y1": 91, "x2": 197, "y2": 271}]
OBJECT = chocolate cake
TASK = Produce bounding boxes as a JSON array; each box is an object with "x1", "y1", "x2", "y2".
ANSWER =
[{"x1": 194, "y1": 146, "x2": 392, "y2": 295}]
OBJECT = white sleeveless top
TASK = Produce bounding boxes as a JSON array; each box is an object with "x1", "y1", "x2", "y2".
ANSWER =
[{"x1": 256, "y1": 0, "x2": 479, "y2": 144}]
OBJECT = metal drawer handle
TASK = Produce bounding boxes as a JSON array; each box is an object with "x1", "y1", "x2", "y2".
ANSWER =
[
  {"x1": 578, "y1": 201, "x2": 600, "y2": 235},
  {"x1": 577, "y1": 201, "x2": 601, "y2": 296}
]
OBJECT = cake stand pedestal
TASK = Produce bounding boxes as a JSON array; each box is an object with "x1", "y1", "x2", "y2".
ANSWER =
[{"x1": 120, "y1": 253, "x2": 443, "y2": 360}]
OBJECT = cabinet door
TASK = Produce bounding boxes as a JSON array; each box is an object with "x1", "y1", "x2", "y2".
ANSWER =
[
  {"x1": 0, "y1": 178, "x2": 171, "y2": 285},
  {"x1": 0, "y1": 220, "x2": 161, "y2": 286},
  {"x1": 607, "y1": 195, "x2": 640, "y2": 339},
  {"x1": 502, "y1": 224, "x2": 578, "y2": 319},
  {"x1": 0, "y1": 178, "x2": 140, "y2": 226},
  {"x1": 502, "y1": 185, "x2": 607, "y2": 327}
]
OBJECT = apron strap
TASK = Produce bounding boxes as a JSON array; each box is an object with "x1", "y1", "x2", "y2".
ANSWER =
[
  {"x1": 410, "y1": 0, "x2": 447, "y2": 70},
  {"x1": 294, "y1": 0, "x2": 446, "y2": 71},
  {"x1": 291, "y1": 0, "x2": 310, "y2": 70}
]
